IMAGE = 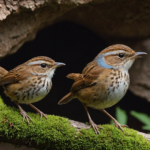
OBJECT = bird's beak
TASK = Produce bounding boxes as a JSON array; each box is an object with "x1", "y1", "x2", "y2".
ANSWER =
[
  {"x1": 52, "y1": 62, "x2": 66, "y2": 68},
  {"x1": 130, "y1": 52, "x2": 147, "y2": 59}
]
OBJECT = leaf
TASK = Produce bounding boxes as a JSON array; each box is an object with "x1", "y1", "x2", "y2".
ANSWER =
[
  {"x1": 110, "y1": 107, "x2": 127, "y2": 125},
  {"x1": 110, "y1": 119, "x2": 114, "y2": 125},
  {"x1": 0, "y1": 96, "x2": 5, "y2": 107},
  {"x1": 116, "y1": 107, "x2": 128, "y2": 125},
  {"x1": 130, "y1": 111, "x2": 150, "y2": 126},
  {"x1": 142, "y1": 125, "x2": 150, "y2": 130}
]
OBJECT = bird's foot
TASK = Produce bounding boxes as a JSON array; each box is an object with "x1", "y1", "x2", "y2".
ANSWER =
[
  {"x1": 37, "y1": 110, "x2": 47, "y2": 120},
  {"x1": 20, "y1": 110, "x2": 32, "y2": 125},
  {"x1": 28, "y1": 104, "x2": 47, "y2": 120},
  {"x1": 89, "y1": 119, "x2": 103, "y2": 135},
  {"x1": 114, "y1": 120, "x2": 128, "y2": 131}
]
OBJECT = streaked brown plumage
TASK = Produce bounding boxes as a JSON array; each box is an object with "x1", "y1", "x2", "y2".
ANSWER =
[
  {"x1": 58, "y1": 44, "x2": 147, "y2": 134},
  {"x1": 0, "y1": 56, "x2": 65, "y2": 124}
]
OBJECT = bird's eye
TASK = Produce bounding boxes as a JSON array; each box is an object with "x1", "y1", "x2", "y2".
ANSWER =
[
  {"x1": 41, "y1": 63, "x2": 46, "y2": 68},
  {"x1": 118, "y1": 53, "x2": 124, "y2": 58}
]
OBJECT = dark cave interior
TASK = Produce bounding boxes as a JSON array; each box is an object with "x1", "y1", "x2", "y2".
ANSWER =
[{"x1": 0, "y1": 21, "x2": 150, "y2": 133}]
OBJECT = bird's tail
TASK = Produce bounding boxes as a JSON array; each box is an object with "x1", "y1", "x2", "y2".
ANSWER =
[
  {"x1": 58, "y1": 92, "x2": 74, "y2": 105},
  {"x1": 0, "y1": 67, "x2": 8, "y2": 80}
]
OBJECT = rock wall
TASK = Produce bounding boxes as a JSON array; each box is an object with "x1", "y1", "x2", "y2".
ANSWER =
[{"x1": 0, "y1": 0, "x2": 150, "y2": 100}]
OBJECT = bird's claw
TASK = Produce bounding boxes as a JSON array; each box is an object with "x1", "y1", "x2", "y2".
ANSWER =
[
  {"x1": 114, "y1": 120, "x2": 128, "y2": 132},
  {"x1": 37, "y1": 111, "x2": 47, "y2": 120},
  {"x1": 20, "y1": 110, "x2": 32, "y2": 125},
  {"x1": 89, "y1": 120, "x2": 103, "y2": 135}
]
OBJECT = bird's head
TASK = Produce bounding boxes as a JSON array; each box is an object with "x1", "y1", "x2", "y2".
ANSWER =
[
  {"x1": 27, "y1": 56, "x2": 65, "y2": 78},
  {"x1": 95, "y1": 44, "x2": 147, "y2": 71}
]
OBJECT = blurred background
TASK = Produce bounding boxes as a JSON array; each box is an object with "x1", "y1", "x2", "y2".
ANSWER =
[{"x1": 0, "y1": 21, "x2": 150, "y2": 134}]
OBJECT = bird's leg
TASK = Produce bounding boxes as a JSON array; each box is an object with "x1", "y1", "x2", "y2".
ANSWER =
[
  {"x1": 28, "y1": 104, "x2": 47, "y2": 119},
  {"x1": 84, "y1": 104, "x2": 103, "y2": 135},
  {"x1": 14, "y1": 101, "x2": 32, "y2": 124},
  {"x1": 101, "y1": 109, "x2": 128, "y2": 131}
]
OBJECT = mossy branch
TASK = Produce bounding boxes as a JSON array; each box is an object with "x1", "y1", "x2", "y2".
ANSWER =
[{"x1": 0, "y1": 98, "x2": 150, "y2": 150}]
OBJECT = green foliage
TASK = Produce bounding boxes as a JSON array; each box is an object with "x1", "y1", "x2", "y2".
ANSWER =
[
  {"x1": 111, "y1": 107, "x2": 150, "y2": 132},
  {"x1": 0, "y1": 96, "x2": 5, "y2": 106},
  {"x1": 130, "y1": 111, "x2": 150, "y2": 131},
  {"x1": 116, "y1": 107, "x2": 128, "y2": 125},
  {"x1": 0, "y1": 99, "x2": 150, "y2": 149},
  {"x1": 110, "y1": 107, "x2": 128, "y2": 125}
]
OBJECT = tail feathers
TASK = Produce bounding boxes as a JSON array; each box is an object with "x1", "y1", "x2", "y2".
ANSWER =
[
  {"x1": 58, "y1": 92, "x2": 74, "y2": 105},
  {"x1": 67, "y1": 73, "x2": 81, "y2": 80},
  {"x1": 0, "y1": 67, "x2": 8, "y2": 80}
]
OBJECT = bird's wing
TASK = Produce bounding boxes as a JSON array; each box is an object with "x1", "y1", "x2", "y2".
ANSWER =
[
  {"x1": 70, "y1": 62, "x2": 105, "y2": 92},
  {"x1": 0, "y1": 65, "x2": 32, "y2": 85}
]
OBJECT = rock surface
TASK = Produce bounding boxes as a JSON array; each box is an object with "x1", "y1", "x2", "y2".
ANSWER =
[
  {"x1": 129, "y1": 39, "x2": 150, "y2": 102},
  {"x1": 0, "y1": 0, "x2": 150, "y2": 58}
]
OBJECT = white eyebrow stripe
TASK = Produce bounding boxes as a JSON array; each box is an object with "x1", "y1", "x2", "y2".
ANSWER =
[
  {"x1": 27, "y1": 61, "x2": 47, "y2": 66},
  {"x1": 103, "y1": 50, "x2": 126, "y2": 56}
]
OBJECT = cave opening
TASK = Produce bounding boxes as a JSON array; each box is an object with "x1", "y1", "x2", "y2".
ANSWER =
[{"x1": 0, "y1": 21, "x2": 150, "y2": 133}]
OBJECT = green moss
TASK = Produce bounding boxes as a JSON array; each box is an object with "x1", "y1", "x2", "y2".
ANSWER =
[{"x1": 0, "y1": 97, "x2": 149, "y2": 150}]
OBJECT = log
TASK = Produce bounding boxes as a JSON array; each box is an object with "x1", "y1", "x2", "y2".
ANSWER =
[{"x1": 0, "y1": 97, "x2": 150, "y2": 149}]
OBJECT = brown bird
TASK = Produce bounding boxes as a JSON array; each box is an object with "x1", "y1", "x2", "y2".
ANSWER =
[
  {"x1": 58, "y1": 44, "x2": 146, "y2": 134},
  {"x1": 0, "y1": 56, "x2": 65, "y2": 124}
]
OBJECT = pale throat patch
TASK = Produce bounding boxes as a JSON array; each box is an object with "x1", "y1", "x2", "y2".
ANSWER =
[{"x1": 48, "y1": 69, "x2": 55, "y2": 79}]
